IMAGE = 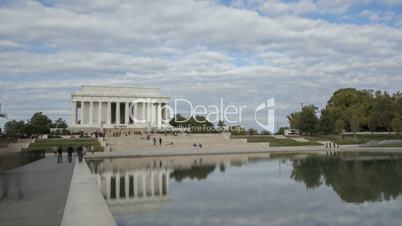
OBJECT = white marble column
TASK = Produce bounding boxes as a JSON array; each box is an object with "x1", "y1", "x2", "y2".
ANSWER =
[
  {"x1": 98, "y1": 101, "x2": 102, "y2": 125},
  {"x1": 89, "y1": 101, "x2": 93, "y2": 125},
  {"x1": 150, "y1": 172, "x2": 155, "y2": 198},
  {"x1": 107, "y1": 102, "x2": 111, "y2": 125},
  {"x1": 125, "y1": 173, "x2": 129, "y2": 198},
  {"x1": 164, "y1": 104, "x2": 169, "y2": 123},
  {"x1": 147, "y1": 101, "x2": 151, "y2": 125},
  {"x1": 166, "y1": 170, "x2": 170, "y2": 194},
  {"x1": 134, "y1": 174, "x2": 138, "y2": 198},
  {"x1": 72, "y1": 101, "x2": 77, "y2": 125},
  {"x1": 142, "y1": 172, "x2": 146, "y2": 198},
  {"x1": 116, "y1": 175, "x2": 120, "y2": 199},
  {"x1": 125, "y1": 102, "x2": 129, "y2": 125},
  {"x1": 157, "y1": 103, "x2": 162, "y2": 128},
  {"x1": 106, "y1": 175, "x2": 111, "y2": 200},
  {"x1": 116, "y1": 102, "x2": 120, "y2": 125},
  {"x1": 142, "y1": 102, "x2": 146, "y2": 123},
  {"x1": 158, "y1": 172, "x2": 163, "y2": 197},
  {"x1": 80, "y1": 101, "x2": 85, "y2": 124}
]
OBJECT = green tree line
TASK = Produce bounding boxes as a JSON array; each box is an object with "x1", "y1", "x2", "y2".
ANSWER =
[
  {"x1": 287, "y1": 88, "x2": 402, "y2": 136},
  {"x1": 3, "y1": 112, "x2": 67, "y2": 137},
  {"x1": 169, "y1": 114, "x2": 217, "y2": 133}
]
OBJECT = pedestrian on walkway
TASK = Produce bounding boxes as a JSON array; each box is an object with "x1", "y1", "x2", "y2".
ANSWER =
[
  {"x1": 77, "y1": 145, "x2": 83, "y2": 163},
  {"x1": 153, "y1": 137, "x2": 157, "y2": 145},
  {"x1": 67, "y1": 144, "x2": 73, "y2": 163},
  {"x1": 90, "y1": 145, "x2": 95, "y2": 154},
  {"x1": 159, "y1": 137, "x2": 162, "y2": 145},
  {"x1": 57, "y1": 146, "x2": 62, "y2": 163}
]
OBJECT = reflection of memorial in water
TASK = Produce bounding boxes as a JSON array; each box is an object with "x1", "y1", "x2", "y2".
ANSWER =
[
  {"x1": 100, "y1": 168, "x2": 171, "y2": 204},
  {"x1": 88, "y1": 153, "x2": 271, "y2": 215}
]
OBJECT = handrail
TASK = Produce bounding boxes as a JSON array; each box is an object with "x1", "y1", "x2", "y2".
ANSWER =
[{"x1": 0, "y1": 150, "x2": 46, "y2": 171}]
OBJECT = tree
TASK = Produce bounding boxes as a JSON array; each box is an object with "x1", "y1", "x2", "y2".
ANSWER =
[
  {"x1": 169, "y1": 114, "x2": 187, "y2": 127},
  {"x1": 287, "y1": 112, "x2": 301, "y2": 129},
  {"x1": 169, "y1": 114, "x2": 214, "y2": 133},
  {"x1": 276, "y1": 127, "x2": 288, "y2": 135},
  {"x1": 217, "y1": 120, "x2": 225, "y2": 129},
  {"x1": 4, "y1": 120, "x2": 25, "y2": 137},
  {"x1": 248, "y1": 128, "x2": 257, "y2": 135},
  {"x1": 300, "y1": 105, "x2": 319, "y2": 135},
  {"x1": 392, "y1": 112, "x2": 402, "y2": 135},
  {"x1": 318, "y1": 108, "x2": 335, "y2": 135},
  {"x1": 371, "y1": 92, "x2": 395, "y2": 136},
  {"x1": 326, "y1": 88, "x2": 373, "y2": 131},
  {"x1": 28, "y1": 112, "x2": 53, "y2": 135},
  {"x1": 230, "y1": 125, "x2": 247, "y2": 135},
  {"x1": 286, "y1": 88, "x2": 402, "y2": 135},
  {"x1": 367, "y1": 114, "x2": 378, "y2": 139},
  {"x1": 53, "y1": 118, "x2": 68, "y2": 128},
  {"x1": 349, "y1": 112, "x2": 360, "y2": 141},
  {"x1": 260, "y1": 130, "x2": 272, "y2": 135},
  {"x1": 287, "y1": 105, "x2": 318, "y2": 135},
  {"x1": 335, "y1": 119, "x2": 345, "y2": 140},
  {"x1": 0, "y1": 101, "x2": 5, "y2": 118}
]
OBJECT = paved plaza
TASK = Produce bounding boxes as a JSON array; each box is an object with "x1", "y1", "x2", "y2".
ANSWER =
[{"x1": 0, "y1": 156, "x2": 75, "y2": 226}]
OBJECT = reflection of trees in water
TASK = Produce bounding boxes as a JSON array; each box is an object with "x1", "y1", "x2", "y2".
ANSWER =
[
  {"x1": 291, "y1": 157, "x2": 402, "y2": 203},
  {"x1": 170, "y1": 165, "x2": 216, "y2": 182}
]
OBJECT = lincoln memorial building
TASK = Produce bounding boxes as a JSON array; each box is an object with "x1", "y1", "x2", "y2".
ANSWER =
[{"x1": 71, "y1": 85, "x2": 170, "y2": 131}]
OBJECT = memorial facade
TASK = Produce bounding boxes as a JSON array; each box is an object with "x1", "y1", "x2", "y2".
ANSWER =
[{"x1": 71, "y1": 86, "x2": 170, "y2": 130}]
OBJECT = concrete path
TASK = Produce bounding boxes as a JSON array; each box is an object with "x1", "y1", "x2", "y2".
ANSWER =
[
  {"x1": 0, "y1": 156, "x2": 75, "y2": 226},
  {"x1": 6, "y1": 139, "x2": 34, "y2": 152},
  {"x1": 61, "y1": 159, "x2": 116, "y2": 226}
]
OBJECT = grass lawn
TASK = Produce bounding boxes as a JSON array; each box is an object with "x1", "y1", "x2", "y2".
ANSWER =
[
  {"x1": 366, "y1": 143, "x2": 402, "y2": 148},
  {"x1": 27, "y1": 138, "x2": 103, "y2": 152},
  {"x1": 302, "y1": 134, "x2": 402, "y2": 145},
  {"x1": 0, "y1": 137, "x2": 18, "y2": 148},
  {"x1": 231, "y1": 135, "x2": 322, "y2": 147}
]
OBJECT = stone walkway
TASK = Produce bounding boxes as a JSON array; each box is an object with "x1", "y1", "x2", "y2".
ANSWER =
[{"x1": 0, "y1": 156, "x2": 75, "y2": 226}]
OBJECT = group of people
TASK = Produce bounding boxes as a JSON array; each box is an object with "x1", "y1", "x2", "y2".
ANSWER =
[
  {"x1": 152, "y1": 137, "x2": 163, "y2": 145},
  {"x1": 54, "y1": 145, "x2": 95, "y2": 164},
  {"x1": 150, "y1": 137, "x2": 175, "y2": 146},
  {"x1": 193, "y1": 143, "x2": 203, "y2": 148},
  {"x1": 110, "y1": 130, "x2": 143, "y2": 137}
]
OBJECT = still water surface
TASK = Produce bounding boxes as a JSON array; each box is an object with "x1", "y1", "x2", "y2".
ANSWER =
[{"x1": 88, "y1": 152, "x2": 402, "y2": 226}]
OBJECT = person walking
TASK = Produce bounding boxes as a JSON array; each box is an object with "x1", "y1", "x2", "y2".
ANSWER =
[
  {"x1": 77, "y1": 145, "x2": 83, "y2": 163},
  {"x1": 57, "y1": 146, "x2": 62, "y2": 163},
  {"x1": 90, "y1": 145, "x2": 95, "y2": 154},
  {"x1": 159, "y1": 137, "x2": 162, "y2": 145},
  {"x1": 67, "y1": 144, "x2": 73, "y2": 163},
  {"x1": 153, "y1": 137, "x2": 157, "y2": 145}
]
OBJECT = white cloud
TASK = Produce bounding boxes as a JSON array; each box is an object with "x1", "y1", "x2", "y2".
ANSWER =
[
  {"x1": 316, "y1": 0, "x2": 369, "y2": 14},
  {"x1": 0, "y1": 0, "x2": 402, "y2": 129},
  {"x1": 360, "y1": 10, "x2": 395, "y2": 23},
  {"x1": 259, "y1": 0, "x2": 317, "y2": 16}
]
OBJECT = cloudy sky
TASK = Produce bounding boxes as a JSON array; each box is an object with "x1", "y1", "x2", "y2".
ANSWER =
[{"x1": 0, "y1": 0, "x2": 402, "y2": 130}]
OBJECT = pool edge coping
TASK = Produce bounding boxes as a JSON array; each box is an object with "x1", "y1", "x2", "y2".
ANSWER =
[{"x1": 61, "y1": 159, "x2": 117, "y2": 226}]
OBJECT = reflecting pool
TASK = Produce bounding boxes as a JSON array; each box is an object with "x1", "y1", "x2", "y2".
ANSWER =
[{"x1": 87, "y1": 152, "x2": 402, "y2": 226}]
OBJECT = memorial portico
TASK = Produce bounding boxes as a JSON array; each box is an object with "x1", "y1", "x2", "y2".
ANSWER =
[{"x1": 71, "y1": 86, "x2": 170, "y2": 130}]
